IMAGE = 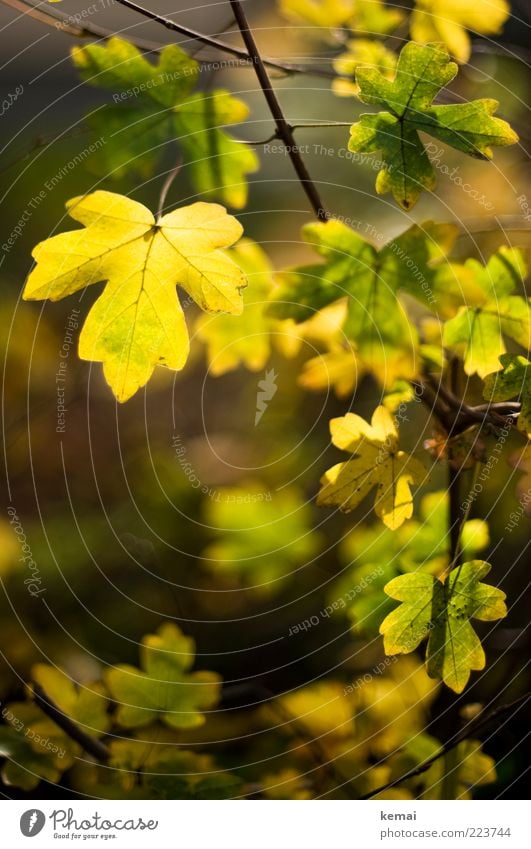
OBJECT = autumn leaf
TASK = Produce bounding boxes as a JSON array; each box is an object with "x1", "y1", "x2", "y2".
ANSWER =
[
  {"x1": 105, "y1": 623, "x2": 221, "y2": 729},
  {"x1": 71, "y1": 38, "x2": 258, "y2": 208},
  {"x1": 411, "y1": 0, "x2": 510, "y2": 64},
  {"x1": 380, "y1": 560, "x2": 507, "y2": 692},
  {"x1": 0, "y1": 719, "x2": 66, "y2": 791},
  {"x1": 348, "y1": 41, "x2": 518, "y2": 208},
  {"x1": 483, "y1": 354, "x2": 531, "y2": 437},
  {"x1": 317, "y1": 406, "x2": 426, "y2": 529},
  {"x1": 443, "y1": 247, "x2": 530, "y2": 377},
  {"x1": 267, "y1": 218, "x2": 457, "y2": 385},
  {"x1": 32, "y1": 664, "x2": 110, "y2": 738},
  {"x1": 23, "y1": 191, "x2": 246, "y2": 402},
  {"x1": 279, "y1": 0, "x2": 403, "y2": 34}
]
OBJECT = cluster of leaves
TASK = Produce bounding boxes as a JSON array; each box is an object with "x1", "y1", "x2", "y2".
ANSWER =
[
  {"x1": 281, "y1": 0, "x2": 510, "y2": 64},
  {"x1": 13, "y1": 0, "x2": 527, "y2": 792},
  {"x1": 260, "y1": 656, "x2": 497, "y2": 798},
  {"x1": 70, "y1": 37, "x2": 258, "y2": 208},
  {"x1": 0, "y1": 638, "x2": 497, "y2": 798},
  {"x1": 0, "y1": 623, "x2": 235, "y2": 796},
  {"x1": 201, "y1": 484, "x2": 324, "y2": 592}
]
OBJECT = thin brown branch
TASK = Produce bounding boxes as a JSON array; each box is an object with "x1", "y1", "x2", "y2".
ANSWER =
[
  {"x1": 112, "y1": 0, "x2": 339, "y2": 79},
  {"x1": 360, "y1": 691, "x2": 530, "y2": 800},
  {"x1": 1, "y1": 0, "x2": 162, "y2": 52},
  {"x1": 229, "y1": 0, "x2": 330, "y2": 221}
]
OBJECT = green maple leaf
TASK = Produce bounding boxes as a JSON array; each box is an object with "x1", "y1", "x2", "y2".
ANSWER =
[
  {"x1": 334, "y1": 490, "x2": 488, "y2": 636},
  {"x1": 443, "y1": 247, "x2": 530, "y2": 377},
  {"x1": 317, "y1": 406, "x2": 426, "y2": 529},
  {"x1": 71, "y1": 37, "x2": 258, "y2": 208},
  {"x1": 483, "y1": 354, "x2": 531, "y2": 437},
  {"x1": 348, "y1": 41, "x2": 517, "y2": 209},
  {"x1": 267, "y1": 218, "x2": 456, "y2": 384},
  {"x1": 105, "y1": 623, "x2": 221, "y2": 729},
  {"x1": 23, "y1": 190, "x2": 246, "y2": 402},
  {"x1": 380, "y1": 560, "x2": 507, "y2": 692}
]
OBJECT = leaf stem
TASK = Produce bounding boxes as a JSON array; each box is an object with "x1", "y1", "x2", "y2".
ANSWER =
[
  {"x1": 229, "y1": 0, "x2": 330, "y2": 221},
  {"x1": 156, "y1": 156, "x2": 182, "y2": 219},
  {"x1": 235, "y1": 122, "x2": 354, "y2": 146}
]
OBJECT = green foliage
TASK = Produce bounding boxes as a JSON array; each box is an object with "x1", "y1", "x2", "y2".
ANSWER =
[
  {"x1": 484, "y1": 354, "x2": 531, "y2": 437},
  {"x1": 349, "y1": 42, "x2": 517, "y2": 209},
  {"x1": 23, "y1": 191, "x2": 246, "y2": 401},
  {"x1": 317, "y1": 407, "x2": 426, "y2": 529},
  {"x1": 381, "y1": 560, "x2": 507, "y2": 692},
  {"x1": 267, "y1": 218, "x2": 457, "y2": 384},
  {"x1": 335, "y1": 491, "x2": 490, "y2": 635},
  {"x1": 105, "y1": 623, "x2": 221, "y2": 729},
  {"x1": 71, "y1": 38, "x2": 258, "y2": 208},
  {"x1": 202, "y1": 484, "x2": 323, "y2": 590},
  {"x1": 443, "y1": 248, "x2": 530, "y2": 377}
]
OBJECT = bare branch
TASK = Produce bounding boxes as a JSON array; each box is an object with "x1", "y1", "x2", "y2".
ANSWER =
[{"x1": 229, "y1": 0, "x2": 330, "y2": 221}]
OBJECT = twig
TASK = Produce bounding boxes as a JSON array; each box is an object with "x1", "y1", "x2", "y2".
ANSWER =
[
  {"x1": 1, "y1": 0, "x2": 162, "y2": 52},
  {"x1": 413, "y1": 376, "x2": 520, "y2": 435},
  {"x1": 235, "y1": 122, "x2": 353, "y2": 145},
  {"x1": 360, "y1": 691, "x2": 530, "y2": 800},
  {"x1": 111, "y1": 0, "x2": 340, "y2": 79},
  {"x1": 32, "y1": 683, "x2": 110, "y2": 762},
  {"x1": 229, "y1": 0, "x2": 329, "y2": 221}
]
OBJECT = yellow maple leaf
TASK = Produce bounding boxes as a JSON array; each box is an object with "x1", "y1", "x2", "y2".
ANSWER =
[
  {"x1": 23, "y1": 191, "x2": 246, "y2": 402},
  {"x1": 411, "y1": 0, "x2": 510, "y2": 64},
  {"x1": 317, "y1": 406, "x2": 426, "y2": 529}
]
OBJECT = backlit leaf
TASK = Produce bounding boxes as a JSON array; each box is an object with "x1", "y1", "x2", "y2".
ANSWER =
[
  {"x1": 348, "y1": 42, "x2": 517, "y2": 208},
  {"x1": 105, "y1": 623, "x2": 221, "y2": 729},
  {"x1": 380, "y1": 560, "x2": 507, "y2": 692},
  {"x1": 71, "y1": 38, "x2": 258, "y2": 208},
  {"x1": 443, "y1": 248, "x2": 530, "y2": 377},
  {"x1": 23, "y1": 191, "x2": 246, "y2": 402},
  {"x1": 317, "y1": 406, "x2": 426, "y2": 529}
]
